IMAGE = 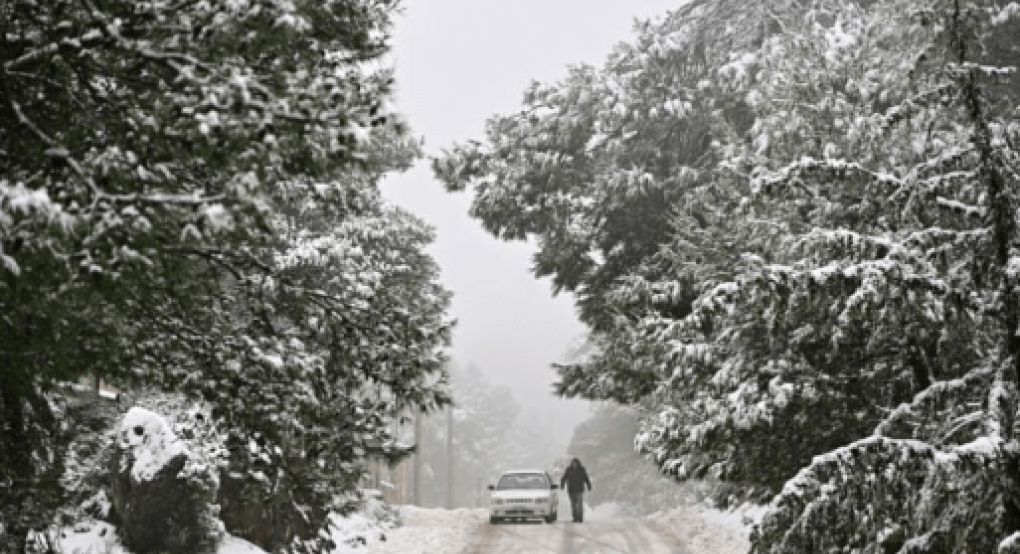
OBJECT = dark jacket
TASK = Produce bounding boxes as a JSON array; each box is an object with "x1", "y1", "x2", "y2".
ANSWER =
[{"x1": 560, "y1": 462, "x2": 592, "y2": 494}]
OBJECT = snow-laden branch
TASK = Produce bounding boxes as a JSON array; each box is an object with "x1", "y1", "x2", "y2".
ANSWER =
[
  {"x1": 754, "y1": 432, "x2": 1013, "y2": 554},
  {"x1": 875, "y1": 365, "x2": 995, "y2": 438},
  {"x1": 751, "y1": 156, "x2": 903, "y2": 195}
]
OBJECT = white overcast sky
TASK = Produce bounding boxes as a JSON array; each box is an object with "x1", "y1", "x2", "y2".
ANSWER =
[{"x1": 380, "y1": 1, "x2": 682, "y2": 439}]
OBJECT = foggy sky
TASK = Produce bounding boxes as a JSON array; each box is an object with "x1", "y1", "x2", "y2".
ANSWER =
[{"x1": 380, "y1": 1, "x2": 683, "y2": 445}]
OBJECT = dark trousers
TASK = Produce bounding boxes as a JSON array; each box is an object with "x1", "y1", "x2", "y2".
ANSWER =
[{"x1": 568, "y1": 491, "x2": 584, "y2": 522}]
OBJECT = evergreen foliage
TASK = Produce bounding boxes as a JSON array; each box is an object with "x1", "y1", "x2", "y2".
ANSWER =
[
  {"x1": 435, "y1": 0, "x2": 1020, "y2": 550},
  {"x1": 1, "y1": 1, "x2": 453, "y2": 552}
]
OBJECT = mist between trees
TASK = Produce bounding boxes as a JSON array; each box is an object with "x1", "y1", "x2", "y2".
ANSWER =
[
  {"x1": 414, "y1": 363, "x2": 707, "y2": 513},
  {"x1": 415, "y1": 362, "x2": 710, "y2": 514}
]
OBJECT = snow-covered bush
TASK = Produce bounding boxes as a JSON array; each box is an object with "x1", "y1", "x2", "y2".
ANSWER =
[
  {"x1": 57, "y1": 387, "x2": 124, "y2": 528},
  {"x1": 1, "y1": 384, "x2": 119, "y2": 551}
]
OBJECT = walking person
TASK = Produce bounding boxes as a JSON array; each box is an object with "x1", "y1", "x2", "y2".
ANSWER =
[{"x1": 560, "y1": 457, "x2": 592, "y2": 523}]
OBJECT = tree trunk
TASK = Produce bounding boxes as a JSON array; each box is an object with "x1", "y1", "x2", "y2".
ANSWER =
[
  {"x1": 446, "y1": 407, "x2": 453, "y2": 509},
  {"x1": 2, "y1": 385, "x2": 31, "y2": 554},
  {"x1": 413, "y1": 410, "x2": 422, "y2": 506}
]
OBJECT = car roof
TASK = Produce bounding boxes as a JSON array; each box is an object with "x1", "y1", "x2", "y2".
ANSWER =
[{"x1": 499, "y1": 470, "x2": 548, "y2": 475}]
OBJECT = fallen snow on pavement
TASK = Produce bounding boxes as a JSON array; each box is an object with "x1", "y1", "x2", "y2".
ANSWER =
[
  {"x1": 647, "y1": 503, "x2": 764, "y2": 554},
  {"x1": 586, "y1": 501, "x2": 631, "y2": 520},
  {"x1": 363, "y1": 502, "x2": 759, "y2": 554},
  {"x1": 365, "y1": 507, "x2": 488, "y2": 554}
]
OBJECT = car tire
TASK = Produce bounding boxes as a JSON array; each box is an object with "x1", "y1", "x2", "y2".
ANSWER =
[
  {"x1": 489, "y1": 516, "x2": 501, "y2": 525},
  {"x1": 545, "y1": 512, "x2": 556, "y2": 524}
]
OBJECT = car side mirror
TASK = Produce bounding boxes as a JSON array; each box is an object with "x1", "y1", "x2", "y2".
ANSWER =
[
  {"x1": 487, "y1": 484, "x2": 495, "y2": 491},
  {"x1": 551, "y1": 484, "x2": 558, "y2": 490}
]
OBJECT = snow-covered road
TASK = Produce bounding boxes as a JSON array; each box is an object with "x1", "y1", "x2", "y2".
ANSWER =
[
  {"x1": 365, "y1": 505, "x2": 753, "y2": 554},
  {"x1": 467, "y1": 519, "x2": 686, "y2": 554}
]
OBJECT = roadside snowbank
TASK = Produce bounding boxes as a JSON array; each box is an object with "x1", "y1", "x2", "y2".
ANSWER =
[
  {"x1": 646, "y1": 503, "x2": 764, "y2": 554},
  {"x1": 330, "y1": 495, "x2": 400, "y2": 553},
  {"x1": 365, "y1": 507, "x2": 488, "y2": 554},
  {"x1": 53, "y1": 522, "x2": 265, "y2": 554},
  {"x1": 51, "y1": 495, "x2": 398, "y2": 554}
]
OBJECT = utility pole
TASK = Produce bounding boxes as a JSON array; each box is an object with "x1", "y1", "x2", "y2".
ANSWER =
[
  {"x1": 446, "y1": 406, "x2": 453, "y2": 509},
  {"x1": 413, "y1": 409, "x2": 423, "y2": 506}
]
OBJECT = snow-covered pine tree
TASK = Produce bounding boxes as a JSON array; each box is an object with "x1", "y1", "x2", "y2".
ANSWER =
[
  {"x1": 625, "y1": 0, "x2": 1020, "y2": 549},
  {"x1": 741, "y1": 1, "x2": 1020, "y2": 550},
  {"x1": 431, "y1": 0, "x2": 848, "y2": 496},
  {"x1": 1, "y1": 2, "x2": 454, "y2": 552},
  {"x1": 566, "y1": 403, "x2": 702, "y2": 514},
  {"x1": 629, "y1": 0, "x2": 963, "y2": 498},
  {"x1": 432, "y1": 0, "x2": 819, "y2": 406},
  {"x1": 437, "y1": 0, "x2": 1020, "y2": 550}
]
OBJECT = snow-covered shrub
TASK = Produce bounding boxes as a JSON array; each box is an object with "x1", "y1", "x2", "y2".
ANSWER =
[
  {"x1": 129, "y1": 390, "x2": 230, "y2": 486},
  {"x1": 1, "y1": 386, "x2": 77, "y2": 552},
  {"x1": 108, "y1": 406, "x2": 222, "y2": 553}
]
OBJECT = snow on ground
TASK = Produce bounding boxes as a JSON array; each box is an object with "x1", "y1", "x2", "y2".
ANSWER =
[
  {"x1": 52, "y1": 522, "x2": 266, "y2": 554},
  {"x1": 364, "y1": 507, "x2": 489, "y2": 554},
  {"x1": 646, "y1": 502, "x2": 765, "y2": 554},
  {"x1": 51, "y1": 495, "x2": 398, "y2": 554},
  {"x1": 329, "y1": 495, "x2": 400, "y2": 554},
  {"x1": 48, "y1": 500, "x2": 759, "y2": 554},
  {"x1": 586, "y1": 501, "x2": 630, "y2": 520},
  {"x1": 363, "y1": 502, "x2": 759, "y2": 554}
]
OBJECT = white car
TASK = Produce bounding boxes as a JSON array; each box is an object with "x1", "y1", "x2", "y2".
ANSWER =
[{"x1": 487, "y1": 470, "x2": 559, "y2": 524}]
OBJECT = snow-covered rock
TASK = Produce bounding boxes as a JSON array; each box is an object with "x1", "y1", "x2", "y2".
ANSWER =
[
  {"x1": 109, "y1": 406, "x2": 221, "y2": 553},
  {"x1": 116, "y1": 407, "x2": 187, "y2": 482}
]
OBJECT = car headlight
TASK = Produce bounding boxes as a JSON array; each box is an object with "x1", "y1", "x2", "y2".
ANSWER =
[{"x1": 493, "y1": 499, "x2": 504, "y2": 505}]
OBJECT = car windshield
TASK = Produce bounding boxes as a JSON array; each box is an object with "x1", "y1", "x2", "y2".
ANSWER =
[{"x1": 496, "y1": 473, "x2": 549, "y2": 491}]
